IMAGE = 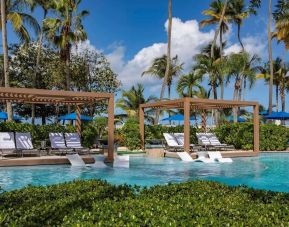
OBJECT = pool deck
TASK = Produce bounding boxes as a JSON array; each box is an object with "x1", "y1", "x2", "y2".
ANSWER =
[
  {"x1": 0, "y1": 155, "x2": 95, "y2": 167},
  {"x1": 165, "y1": 150, "x2": 259, "y2": 159}
]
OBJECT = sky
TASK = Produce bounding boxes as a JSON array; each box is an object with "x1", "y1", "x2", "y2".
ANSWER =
[{"x1": 3, "y1": 0, "x2": 287, "y2": 111}]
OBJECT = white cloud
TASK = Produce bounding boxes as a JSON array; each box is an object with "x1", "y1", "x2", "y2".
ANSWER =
[
  {"x1": 71, "y1": 40, "x2": 100, "y2": 55},
  {"x1": 224, "y1": 36, "x2": 267, "y2": 57},
  {"x1": 114, "y1": 18, "x2": 215, "y2": 90},
  {"x1": 106, "y1": 45, "x2": 126, "y2": 73}
]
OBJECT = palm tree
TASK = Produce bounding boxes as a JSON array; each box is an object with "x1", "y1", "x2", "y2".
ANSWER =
[
  {"x1": 200, "y1": 0, "x2": 230, "y2": 59},
  {"x1": 257, "y1": 58, "x2": 289, "y2": 112},
  {"x1": 176, "y1": 72, "x2": 203, "y2": 98},
  {"x1": 0, "y1": 0, "x2": 40, "y2": 120},
  {"x1": 228, "y1": 0, "x2": 250, "y2": 51},
  {"x1": 44, "y1": 0, "x2": 88, "y2": 93},
  {"x1": 193, "y1": 43, "x2": 227, "y2": 100},
  {"x1": 195, "y1": 87, "x2": 211, "y2": 131},
  {"x1": 160, "y1": 0, "x2": 172, "y2": 100},
  {"x1": 227, "y1": 52, "x2": 260, "y2": 121},
  {"x1": 30, "y1": 0, "x2": 53, "y2": 124},
  {"x1": 142, "y1": 55, "x2": 183, "y2": 98},
  {"x1": 274, "y1": 0, "x2": 289, "y2": 49},
  {"x1": 268, "y1": 0, "x2": 274, "y2": 114},
  {"x1": 116, "y1": 84, "x2": 158, "y2": 121}
]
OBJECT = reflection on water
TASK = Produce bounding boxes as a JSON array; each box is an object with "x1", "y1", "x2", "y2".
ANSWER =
[{"x1": 0, "y1": 153, "x2": 289, "y2": 192}]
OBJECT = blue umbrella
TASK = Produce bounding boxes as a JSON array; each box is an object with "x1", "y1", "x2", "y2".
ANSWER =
[
  {"x1": 260, "y1": 111, "x2": 277, "y2": 115},
  {"x1": 161, "y1": 114, "x2": 195, "y2": 121},
  {"x1": 58, "y1": 112, "x2": 93, "y2": 121},
  {"x1": 0, "y1": 112, "x2": 22, "y2": 121},
  {"x1": 264, "y1": 111, "x2": 289, "y2": 120},
  {"x1": 227, "y1": 116, "x2": 246, "y2": 123}
]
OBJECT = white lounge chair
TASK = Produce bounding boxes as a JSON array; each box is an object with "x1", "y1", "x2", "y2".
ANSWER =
[
  {"x1": 65, "y1": 133, "x2": 90, "y2": 154},
  {"x1": 208, "y1": 151, "x2": 233, "y2": 163},
  {"x1": 174, "y1": 133, "x2": 201, "y2": 151},
  {"x1": 206, "y1": 133, "x2": 234, "y2": 150},
  {"x1": 194, "y1": 152, "x2": 215, "y2": 163},
  {"x1": 15, "y1": 132, "x2": 39, "y2": 156},
  {"x1": 49, "y1": 133, "x2": 73, "y2": 155},
  {"x1": 163, "y1": 133, "x2": 183, "y2": 151},
  {"x1": 0, "y1": 132, "x2": 16, "y2": 157},
  {"x1": 196, "y1": 133, "x2": 212, "y2": 150}
]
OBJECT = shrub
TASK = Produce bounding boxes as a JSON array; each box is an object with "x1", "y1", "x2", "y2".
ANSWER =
[
  {"x1": 0, "y1": 180, "x2": 289, "y2": 226},
  {"x1": 119, "y1": 117, "x2": 141, "y2": 150},
  {"x1": 214, "y1": 123, "x2": 289, "y2": 151}
]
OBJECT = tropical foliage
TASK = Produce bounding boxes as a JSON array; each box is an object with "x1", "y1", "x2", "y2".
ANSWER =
[{"x1": 1, "y1": 180, "x2": 289, "y2": 225}]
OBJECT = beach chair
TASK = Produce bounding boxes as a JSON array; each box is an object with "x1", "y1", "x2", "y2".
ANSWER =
[
  {"x1": 163, "y1": 133, "x2": 183, "y2": 152},
  {"x1": 0, "y1": 132, "x2": 16, "y2": 157},
  {"x1": 15, "y1": 132, "x2": 39, "y2": 157},
  {"x1": 49, "y1": 133, "x2": 73, "y2": 155},
  {"x1": 64, "y1": 133, "x2": 90, "y2": 154},
  {"x1": 206, "y1": 133, "x2": 235, "y2": 150},
  {"x1": 208, "y1": 151, "x2": 233, "y2": 163},
  {"x1": 196, "y1": 133, "x2": 213, "y2": 150},
  {"x1": 174, "y1": 133, "x2": 201, "y2": 151}
]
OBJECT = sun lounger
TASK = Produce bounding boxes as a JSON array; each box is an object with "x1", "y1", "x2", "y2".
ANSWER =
[
  {"x1": 208, "y1": 151, "x2": 233, "y2": 163},
  {"x1": 114, "y1": 155, "x2": 129, "y2": 168},
  {"x1": 0, "y1": 132, "x2": 16, "y2": 157},
  {"x1": 15, "y1": 132, "x2": 39, "y2": 157},
  {"x1": 174, "y1": 133, "x2": 201, "y2": 151},
  {"x1": 194, "y1": 152, "x2": 215, "y2": 163},
  {"x1": 196, "y1": 133, "x2": 213, "y2": 150},
  {"x1": 65, "y1": 133, "x2": 90, "y2": 154},
  {"x1": 49, "y1": 133, "x2": 73, "y2": 155},
  {"x1": 206, "y1": 133, "x2": 235, "y2": 150},
  {"x1": 163, "y1": 133, "x2": 183, "y2": 151}
]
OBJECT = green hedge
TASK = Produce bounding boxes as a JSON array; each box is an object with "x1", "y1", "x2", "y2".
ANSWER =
[
  {"x1": 215, "y1": 123, "x2": 289, "y2": 151},
  {"x1": 0, "y1": 180, "x2": 289, "y2": 225}
]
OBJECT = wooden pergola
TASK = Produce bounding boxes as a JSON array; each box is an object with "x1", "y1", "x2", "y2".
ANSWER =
[
  {"x1": 139, "y1": 97, "x2": 259, "y2": 153},
  {"x1": 0, "y1": 87, "x2": 115, "y2": 161}
]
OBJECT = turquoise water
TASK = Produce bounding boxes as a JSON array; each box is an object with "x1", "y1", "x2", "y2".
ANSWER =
[{"x1": 1, "y1": 153, "x2": 289, "y2": 192}]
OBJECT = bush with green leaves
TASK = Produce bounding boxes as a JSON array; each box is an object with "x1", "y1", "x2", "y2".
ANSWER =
[
  {"x1": 0, "y1": 180, "x2": 289, "y2": 226},
  {"x1": 214, "y1": 123, "x2": 289, "y2": 151},
  {"x1": 119, "y1": 117, "x2": 141, "y2": 150}
]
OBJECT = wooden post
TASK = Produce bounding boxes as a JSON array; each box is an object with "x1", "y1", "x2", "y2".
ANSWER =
[
  {"x1": 184, "y1": 99, "x2": 190, "y2": 152},
  {"x1": 253, "y1": 104, "x2": 259, "y2": 152},
  {"x1": 139, "y1": 106, "x2": 145, "y2": 150},
  {"x1": 107, "y1": 95, "x2": 115, "y2": 162},
  {"x1": 75, "y1": 105, "x2": 81, "y2": 135}
]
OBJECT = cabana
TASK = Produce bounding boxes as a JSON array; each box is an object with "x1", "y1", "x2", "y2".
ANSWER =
[
  {"x1": 0, "y1": 87, "x2": 115, "y2": 161},
  {"x1": 139, "y1": 97, "x2": 259, "y2": 153}
]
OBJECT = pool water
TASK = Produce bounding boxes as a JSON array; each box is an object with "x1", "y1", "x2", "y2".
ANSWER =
[{"x1": 1, "y1": 153, "x2": 289, "y2": 192}]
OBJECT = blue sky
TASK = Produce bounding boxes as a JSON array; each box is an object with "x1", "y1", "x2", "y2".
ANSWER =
[{"x1": 4, "y1": 0, "x2": 287, "y2": 111}]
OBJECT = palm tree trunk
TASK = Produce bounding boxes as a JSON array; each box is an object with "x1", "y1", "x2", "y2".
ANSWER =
[
  {"x1": 233, "y1": 78, "x2": 240, "y2": 123},
  {"x1": 243, "y1": 77, "x2": 247, "y2": 101},
  {"x1": 268, "y1": 0, "x2": 274, "y2": 114},
  {"x1": 220, "y1": 28, "x2": 224, "y2": 100},
  {"x1": 237, "y1": 23, "x2": 245, "y2": 52},
  {"x1": 1, "y1": 0, "x2": 12, "y2": 121},
  {"x1": 211, "y1": 0, "x2": 228, "y2": 58},
  {"x1": 32, "y1": 10, "x2": 47, "y2": 125},
  {"x1": 275, "y1": 85, "x2": 279, "y2": 112},
  {"x1": 158, "y1": 0, "x2": 172, "y2": 124},
  {"x1": 280, "y1": 84, "x2": 285, "y2": 112}
]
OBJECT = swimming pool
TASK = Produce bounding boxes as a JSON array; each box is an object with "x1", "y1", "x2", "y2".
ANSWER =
[{"x1": 1, "y1": 153, "x2": 289, "y2": 192}]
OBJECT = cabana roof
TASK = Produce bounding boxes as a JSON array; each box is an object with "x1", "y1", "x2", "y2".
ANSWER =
[
  {"x1": 140, "y1": 98, "x2": 258, "y2": 110},
  {"x1": 0, "y1": 87, "x2": 113, "y2": 105}
]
